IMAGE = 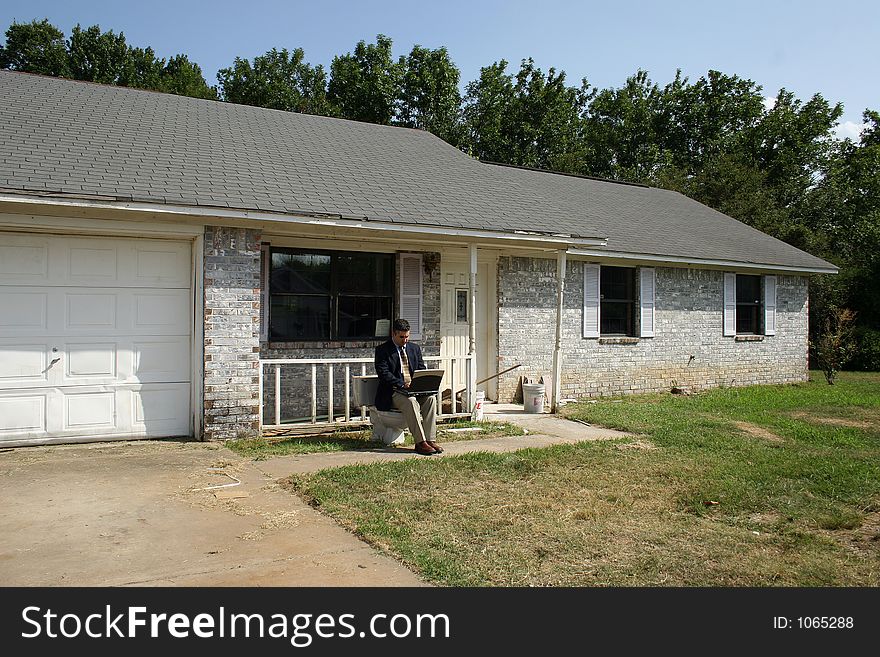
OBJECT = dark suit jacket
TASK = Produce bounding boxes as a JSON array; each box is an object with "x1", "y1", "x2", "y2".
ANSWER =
[{"x1": 374, "y1": 339, "x2": 426, "y2": 411}]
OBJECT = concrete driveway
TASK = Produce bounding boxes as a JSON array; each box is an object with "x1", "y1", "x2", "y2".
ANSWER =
[{"x1": 0, "y1": 439, "x2": 425, "y2": 587}]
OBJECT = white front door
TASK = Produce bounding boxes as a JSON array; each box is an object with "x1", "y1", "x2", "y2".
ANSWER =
[
  {"x1": 440, "y1": 258, "x2": 494, "y2": 401},
  {"x1": 0, "y1": 232, "x2": 193, "y2": 445}
]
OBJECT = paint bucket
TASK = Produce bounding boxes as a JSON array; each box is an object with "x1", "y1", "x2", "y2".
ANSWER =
[
  {"x1": 522, "y1": 383, "x2": 545, "y2": 414},
  {"x1": 472, "y1": 390, "x2": 485, "y2": 421}
]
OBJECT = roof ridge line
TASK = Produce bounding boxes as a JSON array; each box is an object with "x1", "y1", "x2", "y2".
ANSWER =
[{"x1": 480, "y1": 160, "x2": 650, "y2": 188}]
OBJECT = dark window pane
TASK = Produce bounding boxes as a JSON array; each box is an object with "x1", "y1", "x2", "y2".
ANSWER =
[
  {"x1": 601, "y1": 301, "x2": 633, "y2": 335},
  {"x1": 601, "y1": 266, "x2": 634, "y2": 302},
  {"x1": 736, "y1": 275, "x2": 761, "y2": 304},
  {"x1": 736, "y1": 304, "x2": 760, "y2": 334},
  {"x1": 271, "y1": 252, "x2": 331, "y2": 294},
  {"x1": 270, "y1": 295, "x2": 330, "y2": 340},
  {"x1": 338, "y1": 296, "x2": 392, "y2": 339},
  {"x1": 336, "y1": 253, "x2": 394, "y2": 295}
]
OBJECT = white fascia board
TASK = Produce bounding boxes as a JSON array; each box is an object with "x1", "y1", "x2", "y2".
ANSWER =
[
  {"x1": 566, "y1": 248, "x2": 838, "y2": 275},
  {"x1": 0, "y1": 193, "x2": 607, "y2": 249}
]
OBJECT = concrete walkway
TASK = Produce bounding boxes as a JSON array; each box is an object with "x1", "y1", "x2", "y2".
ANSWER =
[
  {"x1": 256, "y1": 405, "x2": 631, "y2": 477},
  {"x1": 0, "y1": 407, "x2": 629, "y2": 587}
]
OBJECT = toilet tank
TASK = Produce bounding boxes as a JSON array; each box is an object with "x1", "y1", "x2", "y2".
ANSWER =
[{"x1": 352, "y1": 375, "x2": 379, "y2": 408}]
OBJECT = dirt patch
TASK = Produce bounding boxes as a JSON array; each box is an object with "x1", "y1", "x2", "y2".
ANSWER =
[
  {"x1": 615, "y1": 439, "x2": 657, "y2": 451},
  {"x1": 239, "y1": 510, "x2": 302, "y2": 541},
  {"x1": 819, "y1": 511, "x2": 880, "y2": 556},
  {"x1": 733, "y1": 421, "x2": 783, "y2": 443},
  {"x1": 789, "y1": 411, "x2": 874, "y2": 429}
]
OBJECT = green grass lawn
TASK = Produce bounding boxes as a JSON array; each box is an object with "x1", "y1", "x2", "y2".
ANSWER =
[
  {"x1": 287, "y1": 372, "x2": 880, "y2": 586},
  {"x1": 226, "y1": 419, "x2": 524, "y2": 459}
]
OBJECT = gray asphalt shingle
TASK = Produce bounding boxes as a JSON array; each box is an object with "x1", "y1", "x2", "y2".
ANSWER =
[{"x1": 0, "y1": 70, "x2": 834, "y2": 271}]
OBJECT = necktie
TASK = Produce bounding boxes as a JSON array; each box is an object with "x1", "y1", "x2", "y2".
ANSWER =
[{"x1": 400, "y1": 347, "x2": 412, "y2": 386}]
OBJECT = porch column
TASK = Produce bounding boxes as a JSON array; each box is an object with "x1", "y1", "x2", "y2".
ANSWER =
[
  {"x1": 551, "y1": 249, "x2": 567, "y2": 413},
  {"x1": 468, "y1": 243, "x2": 478, "y2": 409}
]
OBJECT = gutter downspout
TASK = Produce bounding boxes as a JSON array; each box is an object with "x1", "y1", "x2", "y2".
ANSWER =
[
  {"x1": 551, "y1": 249, "x2": 567, "y2": 413},
  {"x1": 468, "y1": 244, "x2": 478, "y2": 411}
]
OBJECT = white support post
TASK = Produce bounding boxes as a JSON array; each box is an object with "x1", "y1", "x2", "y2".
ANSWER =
[
  {"x1": 327, "y1": 364, "x2": 334, "y2": 423},
  {"x1": 360, "y1": 364, "x2": 367, "y2": 420},
  {"x1": 551, "y1": 249, "x2": 567, "y2": 413},
  {"x1": 450, "y1": 358, "x2": 456, "y2": 414},
  {"x1": 468, "y1": 243, "x2": 477, "y2": 411},
  {"x1": 344, "y1": 364, "x2": 351, "y2": 422},
  {"x1": 274, "y1": 365, "x2": 281, "y2": 426},
  {"x1": 311, "y1": 364, "x2": 317, "y2": 424},
  {"x1": 258, "y1": 362, "x2": 263, "y2": 432}
]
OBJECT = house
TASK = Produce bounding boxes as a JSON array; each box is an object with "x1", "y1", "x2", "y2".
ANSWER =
[{"x1": 0, "y1": 71, "x2": 837, "y2": 447}]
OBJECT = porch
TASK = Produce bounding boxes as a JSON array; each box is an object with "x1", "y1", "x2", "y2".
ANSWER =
[{"x1": 258, "y1": 353, "x2": 476, "y2": 433}]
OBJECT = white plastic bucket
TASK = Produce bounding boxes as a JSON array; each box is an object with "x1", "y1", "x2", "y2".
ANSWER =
[
  {"x1": 472, "y1": 390, "x2": 486, "y2": 421},
  {"x1": 522, "y1": 383, "x2": 545, "y2": 414}
]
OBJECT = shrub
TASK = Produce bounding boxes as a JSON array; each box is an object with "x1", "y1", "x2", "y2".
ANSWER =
[{"x1": 813, "y1": 307, "x2": 857, "y2": 384}]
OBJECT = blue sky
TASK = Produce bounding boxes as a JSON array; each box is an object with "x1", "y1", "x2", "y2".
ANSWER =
[{"x1": 2, "y1": 0, "x2": 877, "y2": 138}]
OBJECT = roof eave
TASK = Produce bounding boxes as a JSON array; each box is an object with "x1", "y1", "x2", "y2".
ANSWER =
[{"x1": 567, "y1": 248, "x2": 838, "y2": 275}]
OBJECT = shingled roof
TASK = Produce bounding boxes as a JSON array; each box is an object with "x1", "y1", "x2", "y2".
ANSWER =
[{"x1": 0, "y1": 70, "x2": 835, "y2": 272}]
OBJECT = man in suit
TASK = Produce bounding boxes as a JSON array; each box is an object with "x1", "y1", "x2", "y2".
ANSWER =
[{"x1": 374, "y1": 318, "x2": 443, "y2": 456}]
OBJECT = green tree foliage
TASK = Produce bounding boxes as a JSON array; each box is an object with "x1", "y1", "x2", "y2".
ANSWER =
[
  {"x1": 0, "y1": 18, "x2": 215, "y2": 99},
  {"x1": 217, "y1": 48, "x2": 329, "y2": 113},
  {"x1": 158, "y1": 55, "x2": 216, "y2": 100},
  {"x1": 462, "y1": 59, "x2": 590, "y2": 171},
  {"x1": 66, "y1": 23, "x2": 130, "y2": 84},
  {"x1": 397, "y1": 45, "x2": 462, "y2": 145},
  {"x1": 328, "y1": 35, "x2": 401, "y2": 124},
  {"x1": 0, "y1": 18, "x2": 68, "y2": 76}
]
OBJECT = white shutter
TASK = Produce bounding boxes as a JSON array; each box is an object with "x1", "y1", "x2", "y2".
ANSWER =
[
  {"x1": 764, "y1": 275, "x2": 777, "y2": 336},
  {"x1": 399, "y1": 253, "x2": 423, "y2": 339},
  {"x1": 639, "y1": 267, "x2": 655, "y2": 338},
  {"x1": 723, "y1": 272, "x2": 737, "y2": 336},
  {"x1": 583, "y1": 264, "x2": 600, "y2": 338},
  {"x1": 260, "y1": 243, "x2": 270, "y2": 342}
]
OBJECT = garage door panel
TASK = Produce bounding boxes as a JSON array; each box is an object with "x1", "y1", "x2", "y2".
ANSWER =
[
  {"x1": 64, "y1": 390, "x2": 116, "y2": 430},
  {"x1": 135, "y1": 244, "x2": 190, "y2": 286},
  {"x1": 0, "y1": 344, "x2": 48, "y2": 383},
  {"x1": 68, "y1": 246, "x2": 118, "y2": 279},
  {"x1": 133, "y1": 384, "x2": 190, "y2": 434},
  {"x1": 65, "y1": 342, "x2": 118, "y2": 379},
  {"x1": 133, "y1": 338, "x2": 190, "y2": 382},
  {"x1": 0, "y1": 394, "x2": 47, "y2": 434},
  {"x1": 0, "y1": 241, "x2": 49, "y2": 280},
  {"x1": 66, "y1": 292, "x2": 118, "y2": 330},
  {"x1": 0, "y1": 291, "x2": 48, "y2": 330}
]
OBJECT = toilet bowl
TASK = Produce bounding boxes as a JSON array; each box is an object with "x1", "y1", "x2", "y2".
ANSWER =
[{"x1": 352, "y1": 375, "x2": 406, "y2": 445}]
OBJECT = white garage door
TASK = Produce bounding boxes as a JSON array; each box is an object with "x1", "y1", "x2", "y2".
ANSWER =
[{"x1": 0, "y1": 232, "x2": 193, "y2": 445}]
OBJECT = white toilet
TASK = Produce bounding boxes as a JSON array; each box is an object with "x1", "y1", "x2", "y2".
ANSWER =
[{"x1": 352, "y1": 375, "x2": 406, "y2": 446}]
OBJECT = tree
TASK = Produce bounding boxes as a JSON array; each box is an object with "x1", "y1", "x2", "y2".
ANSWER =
[
  {"x1": 0, "y1": 18, "x2": 68, "y2": 76},
  {"x1": 397, "y1": 45, "x2": 462, "y2": 145},
  {"x1": 583, "y1": 70, "x2": 669, "y2": 182},
  {"x1": 159, "y1": 54, "x2": 216, "y2": 99},
  {"x1": 328, "y1": 35, "x2": 401, "y2": 124},
  {"x1": 218, "y1": 47, "x2": 329, "y2": 113},
  {"x1": 463, "y1": 59, "x2": 589, "y2": 171},
  {"x1": 118, "y1": 45, "x2": 164, "y2": 90},
  {"x1": 66, "y1": 24, "x2": 130, "y2": 85}
]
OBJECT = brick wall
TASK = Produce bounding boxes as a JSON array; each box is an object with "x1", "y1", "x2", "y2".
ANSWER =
[
  {"x1": 203, "y1": 226, "x2": 262, "y2": 440},
  {"x1": 496, "y1": 256, "x2": 809, "y2": 402}
]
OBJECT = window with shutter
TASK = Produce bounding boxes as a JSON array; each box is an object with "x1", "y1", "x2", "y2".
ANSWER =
[
  {"x1": 260, "y1": 243, "x2": 270, "y2": 342},
  {"x1": 583, "y1": 264, "x2": 600, "y2": 338},
  {"x1": 723, "y1": 273, "x2": 737, "y2": 336},
  {"x1": 764, "y1": 275, "x2": 777, "y2": 336},
  {"x1": 639, "y1": 267, "x2": 655, "y2": 337},
  {"x1": 399, "y1": 253, "x2": 423, "y2": 340}
]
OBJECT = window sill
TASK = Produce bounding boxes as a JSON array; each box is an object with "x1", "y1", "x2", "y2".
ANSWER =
[
  {"x1": 734, "y1": 335, "x2": 765, "y2": 342},
  {"x1": 265, "y1": 339, "x2": 387, "y2": 349},
  {"x1": 598, "y1": 337, "x2": 640, "y2": 345}
]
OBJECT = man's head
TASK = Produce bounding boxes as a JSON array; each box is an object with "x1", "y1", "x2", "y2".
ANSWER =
[{"x1": 391, "y1": 318, "x2": 410, "y2": 348}]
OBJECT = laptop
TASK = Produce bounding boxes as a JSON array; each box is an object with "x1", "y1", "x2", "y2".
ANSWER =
[{"x1": 396, "y1": 369, "x2": 444, "y2": 396}]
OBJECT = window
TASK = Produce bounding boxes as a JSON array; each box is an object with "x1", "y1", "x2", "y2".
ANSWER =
[
  {"x1": 735, "y1": 274, "x2": 762, "y2": 334},
  {"x1": 600, "y1": 266, "x2": 636, "y2": 336},
  {"x1": 269, "y1": 249, "x2": 393, "y2": 340}
]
